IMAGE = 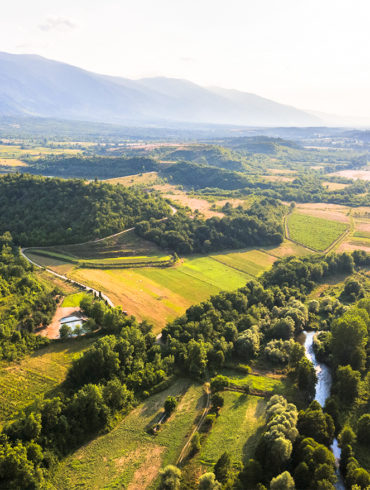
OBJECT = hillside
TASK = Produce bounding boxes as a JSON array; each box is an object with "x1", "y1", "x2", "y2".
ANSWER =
[
  {"x1": 0, "y1": 174, "x2": 171, "y2": 246},
  {"x1": 0, "y1": 52, "x2": 320, "y2": 127}
]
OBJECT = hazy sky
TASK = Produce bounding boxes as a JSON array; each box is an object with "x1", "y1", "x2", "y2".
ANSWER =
[{"x1": 1, "y1": 0, "x2": 370, "y2": 117}]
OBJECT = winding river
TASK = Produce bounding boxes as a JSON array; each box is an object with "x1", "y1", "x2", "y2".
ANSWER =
[{"x1": 304, "y1": 331, "x2": 345, "y2": 490}]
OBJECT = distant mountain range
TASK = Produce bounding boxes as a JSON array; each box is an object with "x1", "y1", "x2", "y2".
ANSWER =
[{"x1": 0, "y1": 52, "x2": 323, "y2": 127}]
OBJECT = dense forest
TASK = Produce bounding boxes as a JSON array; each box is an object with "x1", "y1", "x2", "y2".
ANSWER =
[
  {"x1": 22, "y1": 156, "x2": 158, "y2": 179},
  {"x1": 1, "y1": 251, "x2": 369, "y2": 488},
  {"x1": 0, "y1": 174, "x2": 171, "y2": 246},
  {"x1": 136, "y1": 198, "x2": 285, "y2": 254},
  {"x1": 0, "y1": 233, "x2": 56, "y2": 360}
]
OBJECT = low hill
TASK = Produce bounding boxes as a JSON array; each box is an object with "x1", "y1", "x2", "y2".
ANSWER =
[{"x1": 0, "y1": 174, "x2": 171, "y2": 246}]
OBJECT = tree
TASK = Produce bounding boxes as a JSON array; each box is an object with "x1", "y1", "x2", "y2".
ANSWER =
[
  {"x1": 331, "y1": 309, "x2": 368, "y2": 370},
  {"x1": 159, "y1": 465, "x2": 181, "y2": 490},
  {"x1": 357, "y1": 414, "x2": 370, "y2": 445},
  {"x1": 296, "y1": 357, "x2": 317, "y2": 399},
  {"x1": 334, "y1": 365, "x2": 360, "y2": 405},
  {"x1": 239, "y1": 459, "x2": 263, "y2": 489},
  {"x1": 270, "y1": 471, "x2": 295, "y2": 490},
  {"x1": 338, "y1": 426, "x2": 356, "y2": 447},
  {"x1": 214, "y1": 452, "x2": 232, "y2": 484},
  {"x1": 198, "y1": 472, "x2": 221, "y2": 490},
  {"x1": 59, "y1": 324, "x2": 72, "y2": 339},
  {"x1": 164, "y1": 396, "x2": 177, "y2": 415},
  {"x1": 191, "y1": 432, "x2": 201, "y2": 454}
]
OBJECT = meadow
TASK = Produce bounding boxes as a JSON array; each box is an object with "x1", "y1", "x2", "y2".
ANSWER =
[
  {"x1": 198, "y1": 393, "x2": 266, "y2": 466},
  {"x1": 287, "y1": 212, "x2": 348, "y2": 251},
  {"x1": 53, "y1": 379, "x2": 205, "y2": 489},
  {"x1": 0, "y1": 338, "x2": 94, "y2": 423}
]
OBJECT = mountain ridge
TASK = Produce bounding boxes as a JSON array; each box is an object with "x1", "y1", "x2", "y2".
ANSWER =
[{"x1": 0, "y1": 51, "x2": 321, "y2": 127}]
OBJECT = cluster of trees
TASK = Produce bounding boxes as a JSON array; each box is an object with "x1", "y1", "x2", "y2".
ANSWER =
[
  {"x1": 0, "y1": 296, "x2": 176, "y2": 488},
  {"x1": 136, "y1": 198, "x2": 285, "y2": 254},
  {"x1": 0, "y1": 174, "x2": 170, "y2": 246},
  {"x1": 23, "y1": 156, "x2": 158, "y2": 179},
  {"x1": 0, "y1": 232, "x2": 56, "y2": 360},
  {"x1": 262, "y1": 250, "x2": 370, "y2": 293}
]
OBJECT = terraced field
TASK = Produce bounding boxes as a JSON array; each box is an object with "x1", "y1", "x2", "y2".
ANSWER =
[
  {"x1": 287, "y1": 212, "x2": 348, "y2": 251},
  {"x1": 53, "y1": 380, "x2": 205, "y2": 489},
  {"x1": 0, "y1": 338, "x2": 94, "y2": 423}
]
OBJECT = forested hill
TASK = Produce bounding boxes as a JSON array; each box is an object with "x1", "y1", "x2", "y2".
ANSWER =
[{"x1": 0, "y1": 174, "x2": 171, "y2": 246}]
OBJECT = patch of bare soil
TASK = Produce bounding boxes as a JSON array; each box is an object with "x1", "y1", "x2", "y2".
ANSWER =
[
  {"x1": 128, "y1": 446, "x2": 165, "y2": 490},
  {"x1": 37, "y1": 306, "x2": 82, "y2": 339},
  {"x1": 295, "y1": 203, "x2": 350, "y2": 223}
]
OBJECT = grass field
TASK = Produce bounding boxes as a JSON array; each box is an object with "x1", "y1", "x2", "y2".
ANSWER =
[
  {"x1": 61, "y1": 292, "x2": 87, "y2": 307},
  {"x1": 287, "y1": 212, "x2": 348, "y2": 251},
  {"x1": 0, "y1": 338, "x2": 94, "y2": 423},
  {"x1": 210, "y1": 249, "x2": 276, "y2": 276},
  {"x1": 199, "y1": 393, "x2": 266, "y2": 465},
  {"x1": 69, "y1": 255, "x2": 259, "y2": 330},
  {"x1": 53, "y1": 379, "x2": 205, "y2": 489},
  {"x1": 220, "y1": 369, "x2": 284, "y2": 392}
]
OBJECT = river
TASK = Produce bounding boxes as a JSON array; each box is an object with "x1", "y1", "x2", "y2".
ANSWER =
[{"x1": 304, "y1": 331, "x2": 345, "y2": 490}]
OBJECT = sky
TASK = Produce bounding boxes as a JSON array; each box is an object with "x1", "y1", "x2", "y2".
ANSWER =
[{"x1": 1, "y1": 0, "x2": 370, "y2": 117}]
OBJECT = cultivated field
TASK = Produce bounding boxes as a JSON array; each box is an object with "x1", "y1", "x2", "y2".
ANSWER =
[
  {"x1": 287, "y1": 212, "x2": 348, "y2": 251},
  {"x1": 68, "y1": 251, "x2": 277, "y2": 330},
  {"x1": 0, "y1": 338, "x2": 94, "y2": 423},
  {"x1": 53, "y1": 379, "x2": 205, "y2": 489}
]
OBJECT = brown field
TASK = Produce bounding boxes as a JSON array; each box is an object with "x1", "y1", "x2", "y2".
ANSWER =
[
  {"x1": 262, "y1": 240, "x2": 312, "y2": 258},
  {"x1": 263, "y1": 175, "x2": 294, "y2": 183},
  {"x1": 267, "y1": 168, "x2": 295, "y2": 175},
  {"x1": 322, "y1": 181, "x2": 350, "y2": 191},
  {"x1": 294, "y1": 203, "x2": 350, "y2": 223},
  {"x1": 332, "y1": 169, "x2": 370, "y2": 181},
  {"x1": 106, "y1": 172, "x2": 160, "y2": 187},
  {"x1": 337, "y1": 239, "x2": 370, "y2": 254},
  {"x1": 0, "y1": 158, "x2": 27, "y2": 167}
]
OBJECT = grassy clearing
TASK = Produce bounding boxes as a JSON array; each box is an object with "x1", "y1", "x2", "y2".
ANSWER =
[
  {"x1": 262, "y1": 240, "x2": 312, "y2": 258},
  {"x1": 288, "y1": 212, "x2": 348, "y2": 251},
  {"x1": 61, "y1": 292, "x2": 87, "y2": 307},
  {"x1": 0, "y1": 158, "x2": 27, "y2": 167},
  {"x1": 0, "y1": 338, "x2": 94, "y2": 423},
  {"x1": 106, "y1": 171, "x2": 160, "y2": 187},
  {"x1": 199, "y1": 393, "x2": 266, "y2": 465},
  {"x1": 220, "y1": 369, "x2": 284, "y2": 392},
  {"x1": 35, "y1": 269, "x2": 81, "y2": 296},
  {"x1": 53, "y1": 380, "x2": 204, "y2": 489}
]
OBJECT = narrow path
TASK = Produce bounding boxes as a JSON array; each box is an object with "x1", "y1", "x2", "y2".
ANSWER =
[{"x1": 176, "y1": 382, "x2": 211, "y2": 466}]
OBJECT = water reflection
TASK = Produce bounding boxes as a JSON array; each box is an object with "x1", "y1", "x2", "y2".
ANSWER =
[{"x1": 303, "y1": 331, "x2": 345, "y2": 490}]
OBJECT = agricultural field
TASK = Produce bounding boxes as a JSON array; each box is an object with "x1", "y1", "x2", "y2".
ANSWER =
[
  {"x1": 287, "y1": 212, "x2": 348, "y2": 251},
  {"x1": 53, "y1": 379, "x2": 205, "y2": 489},
  {"x1": 198, "y1": 393, "x2": 266, "y2": 466},
  {"x1": 0, "y1": 338, "x2": 94, "y2": 423},
  {"x1": 68, "y1": 251, "x2": 277, "y2": 330}
]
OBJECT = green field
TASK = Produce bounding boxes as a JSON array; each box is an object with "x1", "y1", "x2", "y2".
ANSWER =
[
  {"x1": 61, "y1": 292, "x2": 87, "y2": 307},
  {"x1": 211, "y1": 249, "x2": 276, "y2": 276},
  {"x1": 0, "y1": 338, "x2": 94, "y2": 423},
  {"x1": 53, "y1": 380, "x2": 204, "y2": 489},
  {"x1": 287, "y1": 212, "x2": 348, "y2": 251},
  {"x1": 199, "y1": 393, "x2": 266, "y2": 465},
  {"x1": 69, "y1": 255, "x2": 262, "y2": 330},
  {"x1": 221, "y1": 369, "x2": 285, "y2": 392}
]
